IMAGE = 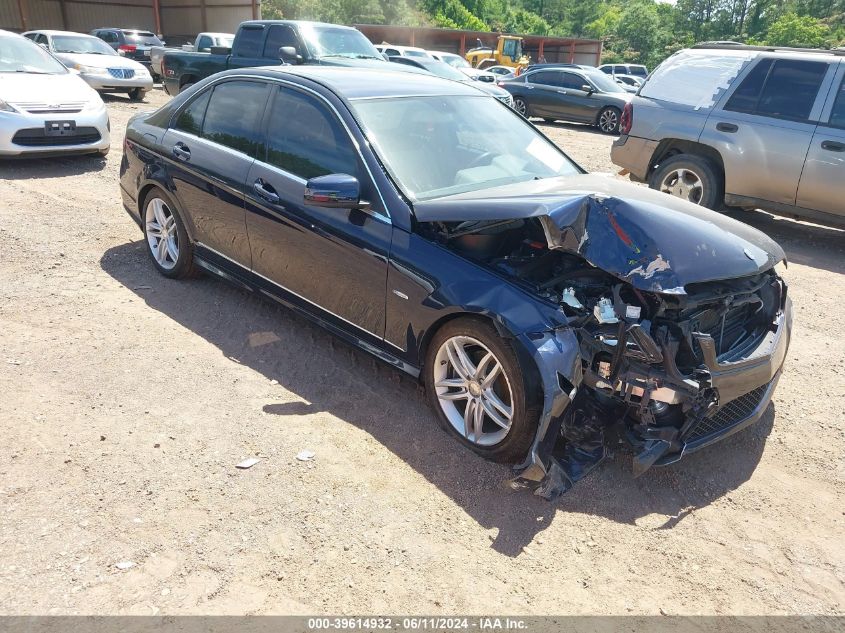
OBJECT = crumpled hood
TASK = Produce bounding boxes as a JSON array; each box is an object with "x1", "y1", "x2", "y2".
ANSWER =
[{"x1": 414, "y1": 174, "x2": 786, "y2": 294}]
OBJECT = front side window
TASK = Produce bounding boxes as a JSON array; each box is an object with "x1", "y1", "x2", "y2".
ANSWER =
[
  {"x1": 263, "y1": 87, "x2": 358, "y2": 180},
  {"x1": 201, "y1": 81, "x2": 267, "y2": 155},
  {"x1": 232, "y1": 26, "x2": 264, "y2": 57},
  {"x1": 352, "y1": 95, "x2": 580, "y2": 200},
  {"x1": 263, "y1": 25, "x2": 298, "y2": 58},
  {"x1": 502, "y1": 39, "x2": 517, "y2": 59},
  {"x1": 561, "y1": 72, "x2": 586, "y2": 90}
]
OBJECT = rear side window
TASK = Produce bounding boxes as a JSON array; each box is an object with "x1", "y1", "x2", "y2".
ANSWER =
[
  {"x1": 640, "y1": 50, "x2": 756, "y2": 109},
  {"x1": 724, "y1": 59, "x2": 773, "y2": 113},
  {"x1": 201, "y1": 81, "x2": 268, "y2": 155},
  {"x1": 827, "y1": 76, "x2": 845, "y2": 129},
  {"x1": 263, "y1": 24, "x2": 298, "y2": 58},
  {"x1": 528, "y1": 71, "x2": 557, "y2": 86},
  {"x1": 174, "y1": 91, "x2": 210, "y2": 136},
  {"x1": 629, "y1": 66, "x2": 647, "y2": 77},
  {"x1": 232, "y1": 26, "x2": 264, "y2": 57},
  {"x1": 263, "y1": 87, "x2": 358, "y2": 180}
]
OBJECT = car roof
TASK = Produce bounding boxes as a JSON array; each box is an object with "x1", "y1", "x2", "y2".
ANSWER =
[
  {"x1": 239, "y1": 20, "x2": 360, "y2": 31},
  {"x1": 691, "y1": 42, "x2": 845, "y2": 58},
  {"x1": 218, "y1": 66, "x2": 486, "y2": 100},
  {"x1": 25, "y1": 30, "x2": 98, "y2": 37}
]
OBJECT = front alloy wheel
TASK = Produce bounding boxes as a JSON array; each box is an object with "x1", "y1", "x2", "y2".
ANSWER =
[
  {"x1": 433, "y1": 335, "x2": 514, "y2": 446},
  {"x1": 424, "y1": 318, "x2": 540, "y2": 463}
]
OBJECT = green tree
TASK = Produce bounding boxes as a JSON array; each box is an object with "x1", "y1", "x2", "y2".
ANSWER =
[{"x1": 762, "y1": 11, "x2": 831, "y2": 46}]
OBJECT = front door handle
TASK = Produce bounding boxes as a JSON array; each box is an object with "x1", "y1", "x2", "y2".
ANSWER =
[
  {"x1": 821, "y1": 140, "x2": 845, "y2": 152},
  {"x1": 253, "y1": 178, "x2": 280, "y2": 204},
  {"x1": 557, "y1": 89, "x2": 567, "y2": 94},
  {"x1": 716, "y1": 122, "x2": 738, "y2": 133},
  {"x1": 172, "y1": 142, "x2": 191, "y2": 161}
]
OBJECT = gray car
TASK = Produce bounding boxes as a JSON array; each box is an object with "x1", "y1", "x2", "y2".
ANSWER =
[
  {"x1": 611, "y1": 43, "x2": 845, "y2": 228},
  {"x1": 500, "y1": 66, "x2": 632, "y2": 134}
]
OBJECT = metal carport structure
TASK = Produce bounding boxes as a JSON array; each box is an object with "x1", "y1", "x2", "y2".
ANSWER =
[{"x1": 1, "y1": 0, "x2": 258, "y2": 38}]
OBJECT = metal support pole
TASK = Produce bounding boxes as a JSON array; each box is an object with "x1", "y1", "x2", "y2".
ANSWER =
[
  {"x1": 16, "y1": 0, "x2": 29, "y2": 31},
  {"x1": 152, "y1": 0, "x2": 162, "y2": 34}
]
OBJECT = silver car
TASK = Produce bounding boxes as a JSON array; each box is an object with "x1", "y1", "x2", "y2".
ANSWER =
[
  {"x1": 611, "y1": 43, "x2": 845, "y2": 228},
  {"x1": 23, "y1": 30, "x2": 153, "y2": 101}
]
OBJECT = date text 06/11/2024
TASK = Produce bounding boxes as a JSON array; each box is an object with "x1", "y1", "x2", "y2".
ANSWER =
[{"x1": 306, "y1": 617, "x2": 529, "y2": 630}]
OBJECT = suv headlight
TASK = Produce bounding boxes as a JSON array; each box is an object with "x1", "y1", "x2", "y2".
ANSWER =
[{"x1": 74, "y1": 64, "x2": 110, "y2": 77}]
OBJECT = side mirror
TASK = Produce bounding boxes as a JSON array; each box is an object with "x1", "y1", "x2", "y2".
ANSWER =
[
  {"x1": 582, "y1": 84, "x2": 594, "y2": 94},
  {"x1": 279, "y1": 46, "x2": 302, "y2": 64},
  {"x1": 304, "y1": 174, "x2": 368, "y2": 210}
]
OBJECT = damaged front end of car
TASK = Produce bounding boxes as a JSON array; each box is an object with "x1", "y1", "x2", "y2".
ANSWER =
[{"x1": 415, "y1": 175, "x2": 792, "y2": 499}]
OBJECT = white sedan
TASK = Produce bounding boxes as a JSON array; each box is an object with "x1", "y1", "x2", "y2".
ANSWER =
[
  {"x1": 0, "y1": 30, "x2": 110, "y2": 157},
  {"x1": 23, "y1": 30, "x2": 152, "y2": 101}
]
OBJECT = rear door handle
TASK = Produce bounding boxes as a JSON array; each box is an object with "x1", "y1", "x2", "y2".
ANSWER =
[
  {"x1": 253, "y1": 178, "x2": 280, "y2": 205},
  {"x1": 172, "y1": 142, "x2": 191, "y2": 161},
  {"x1": 821, "y1": 140, "x2": 845, "y2": 152},
  {"x1": 716, "y1": 122, "x2": 738, "y2": 133}
]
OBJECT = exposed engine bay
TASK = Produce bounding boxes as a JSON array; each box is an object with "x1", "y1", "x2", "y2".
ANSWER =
[{"x1": 424, "y1": 214, "x2": 789, "y2": 498}]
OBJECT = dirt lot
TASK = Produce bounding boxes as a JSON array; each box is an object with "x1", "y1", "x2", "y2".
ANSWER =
[{"x1": 1, "y1": 88, "x2": 843, "y2": 616}]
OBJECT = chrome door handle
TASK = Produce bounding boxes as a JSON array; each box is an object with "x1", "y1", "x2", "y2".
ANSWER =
[
  {"x1": 253, "y1": 179, "x2": 280, "y2": 204},
  {"x1": 172, "y1": 142, "x2": 191, "y2": 161}
]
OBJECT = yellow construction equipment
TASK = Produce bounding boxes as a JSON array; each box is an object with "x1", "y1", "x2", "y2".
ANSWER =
[{"x1": 465, "y1": 35, "x2": 530, "y2": 71}]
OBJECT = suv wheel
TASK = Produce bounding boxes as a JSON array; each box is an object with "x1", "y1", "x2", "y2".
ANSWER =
[{"x1": 649, "y1": 153, "x2": 723, "y2": 209}]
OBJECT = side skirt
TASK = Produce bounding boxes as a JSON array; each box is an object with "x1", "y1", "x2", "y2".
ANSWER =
[{"x1": 193, "y1": 247, "x2": 421, "y2": 379}]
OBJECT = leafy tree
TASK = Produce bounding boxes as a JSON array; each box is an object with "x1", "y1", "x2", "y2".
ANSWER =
[{"x1": 762, "y1": 11, "x2": 831, "y2": 46}]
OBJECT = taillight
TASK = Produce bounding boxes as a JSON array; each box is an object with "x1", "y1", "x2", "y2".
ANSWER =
[
  {"x1": 118, "y1": 44, "x2": 137, "y2": 54},
  {"x1": 620, "y1": 102, "x2": 633, "y2": 135}
]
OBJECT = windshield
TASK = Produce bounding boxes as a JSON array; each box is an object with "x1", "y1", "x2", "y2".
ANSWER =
[
  {"x1": 0, "y1": 35, "x2": 68, "y2": 74},
  {"x1": 352, "y1": 95, "x2": 579, "y2": 201},
  {"x1": 52, "y1": 35, "x2": 116, "y2": 55},
  {"x1": 302, "y1": 25, "x2": 381, "y2": 60},
  {"x1": 584, "y1": 68, "x2": 626, "y2": 93},
  {"x1": 123, "y1": 31, "x2": 162, "y2": 46},
  {"x1": 441, "y1": 53, "x2": 469, "y2": 68}
]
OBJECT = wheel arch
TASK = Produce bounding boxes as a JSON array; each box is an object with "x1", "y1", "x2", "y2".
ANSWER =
[{"x1": 648, "y1": 139, "x2": 725, "y2": 181}]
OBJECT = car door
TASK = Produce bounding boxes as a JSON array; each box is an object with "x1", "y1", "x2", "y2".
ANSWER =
[
  {"x1": 162, "y1": 79, "x2": 270, "y2": 266},
  {"x1": 796, "y1": 61, "x2": 845, "y2": 219},
  {"x1": 243, "y1": 83, "x2": 391, "y2": 340},
  {"x1": 557, "y1": 71, "x2": 597, "y2": 121},
  {"x1": 523, "y1": 71, "x2": 560, "y2": 117},
  {"x1": 701, "y1": 57, "x2": 833, "y2": 207}
]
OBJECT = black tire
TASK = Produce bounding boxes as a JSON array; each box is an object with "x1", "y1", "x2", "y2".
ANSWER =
[
  {"x1": 424, "y1": 318, "x2": 541, "y2": 463},
  {"x1": 543, "y1": 118, "x2": 556, "y2": 123},
  {"x1": 596, "y1": 106, "x2": 621, "y2": 134},
  {"x1": 128, "y1": 88, "x2": 146, "y2": 101},
  {"x1": 513, "y1": 97, "x2": 528, "y2": 118},
  {"x1": 649, "y1": 153, "x2": 724, "y2": 210},
  {"x1": 96, "y1": 147, "x2": 109, "y2": 158},
  {"x1": 141, "y1": 187, "x2": 198, "y2": 279}
]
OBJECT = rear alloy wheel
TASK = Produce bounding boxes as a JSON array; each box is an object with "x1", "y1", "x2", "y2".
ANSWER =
[
  {"x1": 649, "y1": 153, "x2": 723, "y2": 210},
  {"x1": 142, "y1": 189, "x2": 198, "y2": 279},
  {"x1": 424, "y1": 319, "x2": 539, "y2": 463},
  {"x1": 597, "y1": 106, "x2": 621, "y2": 134},
  {"x1": 513, "y1": 97, "x2": 528, "y2": 118}
]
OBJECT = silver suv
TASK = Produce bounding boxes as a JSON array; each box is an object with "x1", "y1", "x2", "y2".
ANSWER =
[{"x1": 611, "y1": 44, "x2": 845, "y2": 228}]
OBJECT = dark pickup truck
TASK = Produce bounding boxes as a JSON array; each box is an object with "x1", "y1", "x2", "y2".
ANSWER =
[{"x1": 161, "y1": 20, "x2": 390, "y2": 96}]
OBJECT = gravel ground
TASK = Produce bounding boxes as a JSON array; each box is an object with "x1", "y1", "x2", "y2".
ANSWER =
[{"x1": 0, "y1": 88, "x2": 843, "y2": 616}]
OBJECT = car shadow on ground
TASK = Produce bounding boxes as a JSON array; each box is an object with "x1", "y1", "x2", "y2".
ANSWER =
[
  {"x1": 534, "y1": 119, "x2": 616, "y2": 138},
  {"x1": 0, "y1": 153, "x2": 107, "y2": 179},
  {"x1": 100, "y1": 240, "x2": 774, "y2": 557},
  {"x1": 723, "y1": 209, "x2": 845, "y2": 276}
]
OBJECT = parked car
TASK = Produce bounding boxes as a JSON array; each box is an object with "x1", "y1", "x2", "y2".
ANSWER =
[
  {"x1": 611, "y1": 44, "x2": 845, "y2": 228},
  {"x1": 374, "y1": 44, "x2": 431, "y2": 58},
  {"x1": 150, "y1": 32, "x2": 234, "y2": 78},
  {"x1": 388, "y1": 56, "x2": 513, "y2": 106},
  {"x1": 614, "y1": 74, "x2": 643, "y2": 92},
  {"x1": 429, "y1": 50, "x2": 496, "y2": 82},
  {"x1": 90, "y1": 28, "x2": 163, "y2": 78},
  {"x1": 500, "y1": 65, "x2": 632, "y2": 133},
  {"x1": 486, "y1": 65, "x2": 515, "y2": 79},
  {"x1": 120, "y1": 66, "x2": 791, "y2": 497},
  {"x1": 0, "y1": 30, "x2": 110, "y2": 157},
  {"x1": 161, "y1": 20, "x2": 389, "y2": 96},
  {"x1": 599, "y1": 63, "x2": 648, "y2": 78},
  {"x1": 23, "y1": 30, "x2": 152, "y2": 101}
]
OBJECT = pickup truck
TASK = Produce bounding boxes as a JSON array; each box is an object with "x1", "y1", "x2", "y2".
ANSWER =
[
  {"x1": 161, "y1": 20, "x2": 390, "y2": 96},
  {"x1": 150, "y1": 32, "x2": 234, "y2": 78}
]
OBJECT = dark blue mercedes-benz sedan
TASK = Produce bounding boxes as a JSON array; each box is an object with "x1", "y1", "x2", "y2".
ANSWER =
[{"x1": 119, "y1": 66, "x2": 792, "y2": 498}]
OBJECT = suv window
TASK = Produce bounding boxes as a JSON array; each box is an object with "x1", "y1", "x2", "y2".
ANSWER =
[
  {"x1": 826, "y1": 75, "x2": 845, "y2": 129},
  {"x1": 263, "y1": 24, "x2": 298, "y2": 58},
  {"x1": 726, "y1": 58, "x2": 827, "y2": 121},
  {"x1": 263, "y1": 87, "x2": 358, "y2": 180},
  {"x1": 629, "y1": 65, "x2": 647, "y2": 77},
  {"x1": 232, "y1": 26, "x2": 264, "y2": 58},
  {"x1": 201, "y1": 81, "x2": 267, "y2": 155}
]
